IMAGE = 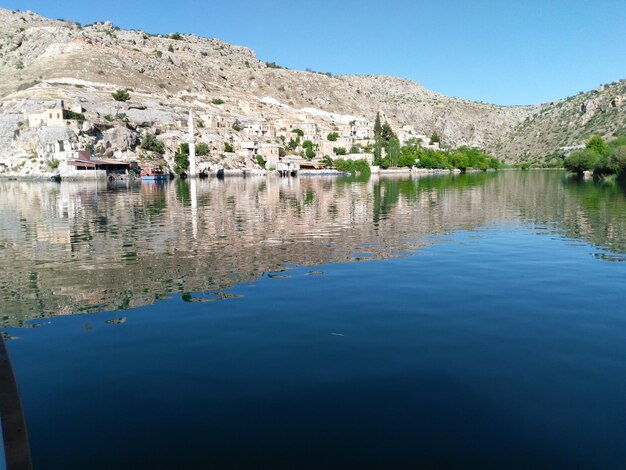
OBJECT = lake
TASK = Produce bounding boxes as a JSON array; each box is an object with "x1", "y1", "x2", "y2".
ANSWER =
[{"x1": 1, "y1": 170, "x2": 626, "y2": 468}]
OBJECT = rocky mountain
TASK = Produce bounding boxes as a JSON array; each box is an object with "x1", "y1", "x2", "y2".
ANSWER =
[
  {"x1": 489, "y1": 80, "x2": 626, "y2": 164},
  {"x1": 0, "y1": 8, "x2": 624, "y2": 173}
]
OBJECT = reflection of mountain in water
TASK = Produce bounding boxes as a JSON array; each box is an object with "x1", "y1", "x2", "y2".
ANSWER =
[{"x1": 1, "y1": 171, "x2": 625, "y2": 325}]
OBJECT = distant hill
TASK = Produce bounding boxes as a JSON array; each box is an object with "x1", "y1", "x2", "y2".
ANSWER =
[{"x1": 490, "y1": 80, "x2": 626, "y2": 163}]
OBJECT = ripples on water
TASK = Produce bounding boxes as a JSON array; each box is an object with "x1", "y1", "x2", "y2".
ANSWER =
[{"x1": 1, "y1": 171, "x2": 626, "y2": 468}]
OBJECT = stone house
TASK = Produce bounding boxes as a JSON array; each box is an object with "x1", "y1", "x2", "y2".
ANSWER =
[
  {"x1": 27, "y1": 100, "x2": 67, "y2": 128},
  {"x1": 37, "y1": 126, "x2": 88, "y2": 162},
  {"x1": 236, "y1": 140, "x2": 259, "y2": 158},
  {"x1": 201, "y1": 113, "x2": 226, "y2": 128},
  {"x1": 274, "y1": 118, "x2": 294, "y2": 138},
  {"x1": 243, "y1": 120, "x2": 275, "y2": 138},
  {"x1": 297, "y1": 122, "x2": 318, "y2": 143},
  {"x1": 259, "y1": 144, "x2": 281, "y2": 164},
  {"x1": 354, "y1": 125, "x2": 371, "y2": 139}
]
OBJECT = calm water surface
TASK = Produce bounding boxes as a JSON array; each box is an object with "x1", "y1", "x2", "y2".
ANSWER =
[{"x1": 1, "y1": 171, "x2": 626, "y2": 468}]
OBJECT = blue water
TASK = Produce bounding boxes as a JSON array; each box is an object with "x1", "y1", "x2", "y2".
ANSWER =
[{"x1": 1, "y1": 172, "x2": 626, "y2": 468}]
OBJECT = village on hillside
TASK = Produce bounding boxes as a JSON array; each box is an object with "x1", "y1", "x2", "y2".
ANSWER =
[{"x1": 2, "y1": 90, "x2": 443, "y2": 179}]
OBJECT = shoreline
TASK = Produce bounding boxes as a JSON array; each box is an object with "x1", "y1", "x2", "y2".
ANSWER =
[{"x1": 0, "y1": 167, "x2": 541, "y2": 182}]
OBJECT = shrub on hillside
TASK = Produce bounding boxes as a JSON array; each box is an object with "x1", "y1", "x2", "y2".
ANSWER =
[
  {"x1": 140, "y1": 133, "x2": 165, "y2": 153},
  {"x1": 112, "y1": 89, "x2": 130, "y2": 102}
]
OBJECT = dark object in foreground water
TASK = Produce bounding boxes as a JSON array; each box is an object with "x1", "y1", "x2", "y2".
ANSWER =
[{"x1": 0, "y1": 335, "x2": 32, "y2": 469}]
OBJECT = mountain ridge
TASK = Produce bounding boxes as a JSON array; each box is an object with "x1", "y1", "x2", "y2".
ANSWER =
[{"x1": 0, "y1": 7, "x2": 624, "y2": 172}]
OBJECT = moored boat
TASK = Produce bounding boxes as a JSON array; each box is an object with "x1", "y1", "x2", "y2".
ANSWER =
[{"x1": 141, "y1": 167, "x2": 169, "y2": 181}]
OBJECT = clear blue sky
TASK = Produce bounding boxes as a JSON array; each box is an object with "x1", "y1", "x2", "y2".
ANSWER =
[{"x1": 4, "y1": 0, "x2": 625, "y2": 105}]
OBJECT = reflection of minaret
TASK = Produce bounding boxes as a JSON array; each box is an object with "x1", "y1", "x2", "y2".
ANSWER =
[
  {"x1": 188, "y1": 108, "x2": 197, "y2": 177},
  {"x1": 190, "y1": 177, "x2": 198, "y2": 240}
]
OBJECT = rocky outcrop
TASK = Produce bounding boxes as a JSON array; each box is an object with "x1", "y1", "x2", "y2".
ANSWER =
[{"x1": 97, "y1": 126, "x2": 137, "y2": 156}]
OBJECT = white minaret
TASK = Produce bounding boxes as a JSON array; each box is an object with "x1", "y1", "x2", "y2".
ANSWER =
[{"x1": 187, "y1": 108, "x2": 197, "y2": 177}]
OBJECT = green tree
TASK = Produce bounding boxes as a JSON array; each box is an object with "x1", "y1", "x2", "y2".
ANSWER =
[
  {"x1": 224, "y1": 142, "x2": 233, "y2": 153},
  {"x1": 449, "y1": 151, "x2": 469, "y2": 170},
  {"x1": 374, "y1": 112, "x2": 382, "y2": 138},
  {"x1": 373, "y1": 139, "x2": 383, "y2": 165},
  {"x1": 608, "y1": 146, "x2": 626, "y2": 174},
  {"x1": 564, "y1": 149, "x2": 600, "y2": 174},
  {"x1": 430, "y1": 131, "x2": 441, "y2": 144},
  {"x1": 327, "y1": 132, "x2": 339, "y2": 141},
  {"x1": 334, "y1": 147, "x2": 347, "y2": 156},
  {"x1": 386, "y1": 137, "x2": 401, "y2": 167},
  {"x1": 398, "y1": 149, "x2": 417, "y2": 168},
  {"x1": 302, "y1": 140, "x2": 315, "y2": 160},
  {"x1": 381, "y1": 122, "x2": 394, "y2": 141},
  {"x1": 112, "y1": 89, "x2": 130, "y2": 102},
  {"x1": 174, "y1": 143, "x2": 189, "y2": 175},
  {"x1": 586, "y1": 135, "x2": 607, "y2": 156}
]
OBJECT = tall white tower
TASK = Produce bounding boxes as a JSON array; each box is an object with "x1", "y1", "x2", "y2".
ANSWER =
[{"x1": 187, "y1": 108, "x2": 197, "y2": 177}]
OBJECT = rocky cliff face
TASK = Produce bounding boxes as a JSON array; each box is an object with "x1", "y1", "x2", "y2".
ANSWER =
[
  {"x1": 0, "y1": 8, "x2": 623, "y2": 171},
  {"x1": 489, "y1": 80, "x2": 626, "y2": 163}
]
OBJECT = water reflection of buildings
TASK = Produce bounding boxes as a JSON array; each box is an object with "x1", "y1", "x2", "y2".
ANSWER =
[{"x1": 1, "y1": 172, "x2": 625, "y2": 325}]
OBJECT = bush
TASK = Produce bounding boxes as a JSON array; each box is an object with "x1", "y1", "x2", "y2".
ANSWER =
[
  {"x1": 333, "y1": 158, "x2": 371, "y2": 177},
  {"x1": 224, "y1": 142, "x2": 233, "y2": 153},
  {"x1": 16, "y1": 60, "x2": 24, "y2": 70},
  {"x1": 48, "y1": 159, "x2": 60, "y2": 169},
  {"x1": 211, "y1": 98, "x2": 224, "y2": 105},
  {"x1": 334, "y1": 147, "x2": 347, "y2": 156},
  {"x1": 292, "y1": 128, "x2": 304, "y2": 138},
  {"x1": 196, "y1": 143, "x2": 210, "y2": 156},
  {"x1": 564, "y1": 149, "x2": 600, "y2": 174},
  {"x1": 231, "y1": 119, "x2": 243, "y2": 131},
  {"x1": 169, "y1": 33, "x2": 182, "y2": 40},
  {"x1": 398, "y1": 150, "x2": 417, "y2": 168},
  {"x1": 168, "y1": 44, "x2": 174, "y2": 53},
  {"x1": 112, "y1": 89, "x2": 130, "y2": 102},
  {"x1": 327, "y1": 132, "x2": 339, "y2": 141},
  {"x1": 140, "y1": 133, "x2": 165, "y2": 153},
  {"x1": 256, "y1": 155, "x2": 266, "y2": 168},
  {"x1": 66, "y1": 110, "x2": 85, "y2": 121},
  {"x1": 608, "y1": 146, "x2": 626, "y2": 173}
]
